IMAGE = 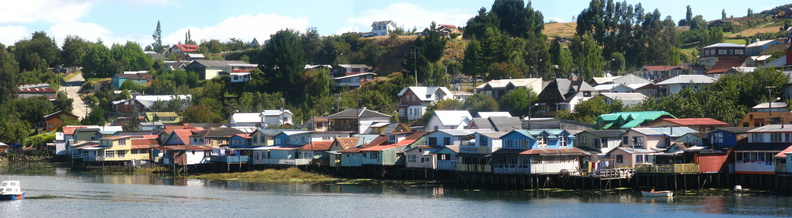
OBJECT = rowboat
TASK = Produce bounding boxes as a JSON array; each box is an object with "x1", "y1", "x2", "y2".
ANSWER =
[
  {"x1": 641, "y1": 190, "x2": 673, "y2": 197},
  {"x1": 0, "y1": 180, "x2": 25, "y2": 200}
]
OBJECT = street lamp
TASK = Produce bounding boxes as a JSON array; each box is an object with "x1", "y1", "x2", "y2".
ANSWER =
[
  {"x1": 766, "y1": 86, "x2": 775, "y2": 125},
  {"x1": 527, "y1": 103, "x2": 540, "y2": 129}
]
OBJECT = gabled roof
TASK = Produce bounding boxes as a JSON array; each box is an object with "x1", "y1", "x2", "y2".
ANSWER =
[
  {"x1": 760, "y1": 44, "x2": 788, "y2": 56},
  {"x1": 470, "y1": 118, "x2": 493, "y2": 130},
  {"x1": 599, "y1": 92, "x2": 647, "y2": 101},
  {"x1": 703, "y1": 43, "x2": 745, "y2": 48},
  {"x1": 596, "y1": 111, "x2": 677, "y2": 129},
  {"x1": 477, "y1": 112, "x2": 511, "y2": 118},
  {"x1": 656, "y1": 75, "x2": 716, "y2": 85},
  {"x1": 189, "y1": 60, "x2": 249, "y2": 69},
  {"x1": 752, "y1": 102, "x2": 787, "y2": 109},
  {"x1": 431, "y1": 110, "x2": 472, "y2": 127},
  {"x1": 747, "y1": 124, "x2": 792, "y2": 133},
  {"x1": 706, "y1": 57, "x2": 749, "y2": 74},
  {"x1": 371, "y1": 20, "x2": 395, "y2": 26},
  {"x1": 646, "y1": 118, "x2": 729, "y2": 127},
  {"x1": 231, "y1": 113, "x2": 261, "y2": 123},
  {"x1": 334, "y1": 137, "x2": 360, "y2": 150},
  {"x1": 711, "y1": 127, "x2": 755, "y2": 134},
  {"x1": 190, "y1": 127, "x2": 245, "y2": 138},
  {"x1": 640, "y1": 65, "x2": 689, "y2": 72},
  {"x1": 630, "y1": 127, "x2": 698, "y2": 137},
  {"x1": 591, "y1": 76, "x2": 617, "y2": 84},
  {"x1": 168, "y1": 129, "x2": 196, "y2": 145},
  {"x1": 298, "y1": 141, "x2": 334, "y2": 151},
  {"x1": 327, "y1": 108, "x2": 391, "y2": 119},
  {"x1": 775, "y1": 145, "x2": 792, "y2": 158},
  {"x1": 397, "y1": 86, "x2": 452, "y2": 102},
  {"x1": 487, "y1": 117, "x2": 522, "y2": 132},
  {"x1": 579, "y1": 130, "x2": 626, "y2": 138},
  {"x1": 475, "y1": 78, "x2": 543, "y2": 90},
  {"x1": 43, "y1": 110, "x2": 77, "y2": 119},
  {"x1": 131, "y1": 138, "x2": 159, "y2": 149},
  {"x1": 173, "y1": 44, "x2": 199, "y2": 52},
  {"x1": 261, "y1": 109, "x2": 293, "y2": 116},
  {"x1": 611, "y1": 74, "x2": 653, "y2": 85},
  {"x1": 18, "y1": 87, "x2": 56, "y2": 93}
]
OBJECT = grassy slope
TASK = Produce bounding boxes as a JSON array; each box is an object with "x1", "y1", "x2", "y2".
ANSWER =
[{"x1": 543, "y1": 22, "x2": 578, "y2": 38}]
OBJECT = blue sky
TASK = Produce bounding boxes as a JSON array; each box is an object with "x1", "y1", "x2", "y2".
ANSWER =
[{"x1": 0, "y1": 0, "x2": 787, "y2": 47}]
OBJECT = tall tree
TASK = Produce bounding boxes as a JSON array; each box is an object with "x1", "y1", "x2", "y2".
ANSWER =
[
  {"x1": 499, "y1": 87, "x2": 538, "y2": 117},
  {"x1": 61, "y1": 35, "x2": 90, "y2": 67},
  {"x1": 82, "y1": 42, "x2": 116, "y2": 78},
  {"x1": 462, "y1": 38, "x2": 485, "y2": 83},
  {"x1": 722, "y1": 9, "x2": 727, "y2": 19},
  {"x1": 0, "y1": 43, "x2": 20, "y2": 104},
  {"x1": 464, "y1": 93, "x2": 499, "y2": 116},
  {"x1": 686, "y1": 5, "x2": 693, "y2": 24},
  {"x1": 13, "y1": 31, "x2": 59, "y2": 71},
  {"x1": 185, "y1": 29, "x2": 196, "y2": 45},
  {"x1": 259, "y1": 29, "x2": 306, "y2": 103},
  {"x1": 152, "y1": 20, "x2": 163, "y2": 53}
]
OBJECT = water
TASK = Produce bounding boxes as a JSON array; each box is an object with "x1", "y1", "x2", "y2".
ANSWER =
[{"x1": 2, "y1": 163, "x2": 792, "y2": 217}]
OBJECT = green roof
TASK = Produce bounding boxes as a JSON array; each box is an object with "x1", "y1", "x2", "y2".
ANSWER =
[{"x1": 596, "y1": 111, "x2": 676, "y2": 130}]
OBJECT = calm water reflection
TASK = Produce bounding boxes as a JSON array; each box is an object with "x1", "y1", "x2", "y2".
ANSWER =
[{"x1": 1, "y1": 162, "x2": 791, "y2": 217}]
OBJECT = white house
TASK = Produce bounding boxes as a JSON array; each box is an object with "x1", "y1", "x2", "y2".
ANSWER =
[
  {"x1": 736, "y1": 124, "x2": 792, "y2": 174},
  {"x1": 475, "y1": 78, "x2": 544, "y2": 100},
  {"x1": 656, "y1": 75, "x2": 717, "y2": 95},
  {"x1": 424, "y1": 110, "x2": 473, "y2": 132},
  {"x1": 230, "y1": 110, "x2": 293, "y2": 127},
  {"x1": 371, "y1": 20, "x2": 397, "y2": 37},
  {"x1": 397, "y1": 86, "x2": 453, "y2": 121}
]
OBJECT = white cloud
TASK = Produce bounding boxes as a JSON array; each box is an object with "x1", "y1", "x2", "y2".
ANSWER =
[
  {"x1": 0, "y1": 25, "x2": 29, "y2": 45},
  {"x1": 47, "y1": 22, "x2": 149, "y2": 48},
  {"x1": 0, "y1": 0, "x2": 93, "y2": 25},
  {"x1": 162, "y1": 13, "x2": 309, "y2": 45},
  {"x1": 340, "y1": 3, "x2": 474, "y2": 34}
]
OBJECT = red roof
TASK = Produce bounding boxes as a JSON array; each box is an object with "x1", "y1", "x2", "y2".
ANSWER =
[
  {"x1": 131, "y1": 138, "x2": 159, "y2": 149},
  {"x1": 775, "y1": 145, "x2": 792, "y2": 158},
  {"x1": 170, "y1": 129, "x2": 196, "y2": 145},
  {"x1": 141, "y1": 135, "x2": 158, "y2": 139},
  {"x1": 519, "y1": 148, "x2": 586, "y2": 155},
  {"x1": 63, "y1": 126, "x2": 89, "y2": 135},
  {"x1": 706, "y1": 57, "x2": 748, "y2": 74},
  {"x1": 334, "y1": 137, "x2": 359, "y2": 150},
  {"x1": 647, "y1": 118, "x2": 729, "y2": 127},
  {"x1": 174, "y1": 44, "x2": 199, "y2": 52},
  {"x1": 396, "y1": 132, "x2": 427, "y2": 146},
  {"x1": 298, "y1": 141, "x2": 334, "y2": 151},
  {"x1": 163, "y1": 124, "x2": 204, "y2": 134},
  {"x1": 17, "y1": 87, "x2": 56, "y2": 93},
  {"x1": 641, "y1": 65, "x2": 688, "y2": 72}
]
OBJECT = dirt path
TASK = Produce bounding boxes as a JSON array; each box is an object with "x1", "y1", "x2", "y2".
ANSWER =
[{"x1": 59, "y1": 73, "x2": 90, "y2": 118}]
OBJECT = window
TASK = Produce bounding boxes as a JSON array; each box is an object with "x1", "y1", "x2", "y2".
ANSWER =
[
  {"x1": 105, "y1": 150, "x2": 115, "y2": 158},
  {"x1": 428, "y1": 137, "x2": 438, "y2": 146},
  {"x1": 580, "y1": 136, "x2": 587, "y2": 145},
  {"x1": 622, "y1": 136, "x2": 629, "y2": 145},
  {"x1": 514, "y1": 139, "x2": 520, "y2": 148},
  {"x1": 322, "y1": 136, "x2": 331, "y2": 140},
  {"x1": 118, "y1": 139, "x2": 126, "y2": 145},
  {"x1": 389, "y1": 134, "x2": 397, "y2": 142},
  {"x1": 735, "y1": 49, "x2": 744, "y2": 55},
  {"x1": 771, "y1": 133, "x2": 782, "y2": 142},
  {"x1": 636, "y1": 155, "x2": 644, "y2": 163},
  {"x1": 371, "y1": 152, "x2": 379, "y2": 160},
  {"x1": 713, "y1": 133, "x2": 724, "y2": 143},
  {"x1": 443, "y1": 137, "x2": 451, "y2": 146},
  {"x1": 480, "y1": 137, "x2": 489, "y2": 146},
  {"x1": 600, "y1": 139, "x2": 608, "y2": 148},
  {"x1": 583, "y1": 91, "x2": 591, "y2": 97},
  {"x1": 48, "y1": 123, "x2": 54, "y2": 129},
  {"x1": 504, "y1": 139, "x2": 512, "y2": 148},
  {"x1": 616, "y1": 154, "x2": 623, "y2": 163},
  {"x1": 718, "y1": 49, "x2": 727, "y2": 55},
  {"x1": 537, "y1": 136, "x2": 547, "y2": 147},
  {"x1": 559, "y1": 136, "x2": 568, "y2": 147},
  {"x1": 253, "y1": 136, "x2": 258, "y2": 143},
  {"x1": 521, "y1": 139, "x2": 530, "y2": 149},
  {"x1": 408, "y1": 155, "x2": 416, "y2": 163},
  {"x1": 751, "y1": 134, "x2": 762, "y2": 143},
  {"x1": 728, "y1": 49, "x2": 734, "y2": 54},
  {"x1": 117, "y1": 150, "x2": 127, "y2": 158},
  {"x1": 632, "y1": 136, "x2": 644, "y2": 147}
]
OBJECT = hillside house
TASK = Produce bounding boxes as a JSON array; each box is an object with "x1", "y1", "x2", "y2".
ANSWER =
[
  {"x1": 327, "y1": 108, "x2": 391, "y2": 134},
  {"x1": 535, "y1": 79, "x2": 597, "y2": 117},
  {"x1": 112, "y1": 71, "x2": 152, "y2": 89},
  {"x1": 475, "y1": 78, "x2": 544, "y2": 100},
  {"x1": 424, "y1": 110, "x2": 473, "y2": 132},
  {"x1": 167, "y1": 44, "x2": 199, "y2": 56},
  {"x1": 397, "y1": 86, "x2": 453, "y2": 121},
  {"x1": 371, "y1": 20, "x2": 397, "y2": 37}
]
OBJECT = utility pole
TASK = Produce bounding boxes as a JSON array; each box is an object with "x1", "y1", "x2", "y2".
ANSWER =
[
  {"x1": 766, "y1": 86, "x2": 775, "y2": 125},
  {"x1": 413, "y1": 49, "x2": 418, "y2": 86}
]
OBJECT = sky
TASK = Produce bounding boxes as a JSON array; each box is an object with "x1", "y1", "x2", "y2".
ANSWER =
[{"x1": 0, "y1": 0, "x2": 788, "y2": 47}]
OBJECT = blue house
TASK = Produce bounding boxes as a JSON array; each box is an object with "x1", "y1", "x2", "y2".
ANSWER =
[
  {"x1": 112, "y1": 72, "x2": 152, "y2": 89},
  {"x1": 708, "y1": 127, "x2": 754, "y2": 148},
  {"x1": 211, "y1": 134, "x2": 251, "y2": 164},
  {"x1": 492, "y1": 129, "x2": 585, "y2": 175}
]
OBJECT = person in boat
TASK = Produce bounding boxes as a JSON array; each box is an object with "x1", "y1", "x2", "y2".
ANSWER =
[{"x1": 651, "y1": 188, "x2": 655, "y2": 193}]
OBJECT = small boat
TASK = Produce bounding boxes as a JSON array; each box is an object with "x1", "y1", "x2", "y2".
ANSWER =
[
  {"x1": 641, "y1": 190, "x2": 673, "y2": 197},
  {"x1": 0, "y1": 180, "x2": 25, "y2": 200}
]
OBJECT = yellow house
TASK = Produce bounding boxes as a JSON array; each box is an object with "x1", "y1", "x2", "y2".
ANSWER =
[{"x1": 94, "y1": 136, "x2": 157, "y2": 164}]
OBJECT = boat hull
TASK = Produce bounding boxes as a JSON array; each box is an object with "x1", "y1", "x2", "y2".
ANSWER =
[
  {"x1": 0, "y1": 193, "x2": 25, "y2": 200},
  {"x1": 641, "y1": 191, "x2": 673, "y2": 197}
]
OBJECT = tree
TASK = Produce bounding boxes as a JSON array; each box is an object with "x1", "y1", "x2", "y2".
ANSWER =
[
  {"x1": 609, "y1": 52, "x2": 626, "y2": 73},
  {"x1": 82, "y1": 107, "x2": 106, "y2": 125},
  {"x1": 183, "y1": 105, "x2": 221, "y2": 123},
  {"x1": 686, "y1": 5, "x2": 693, "y2": 25},
  {"x1": 722, "y1": 9, "x2": 727, "y2": 19},
  {"x1": 81, "y1": 43, "x2": 116, "y2": 78},
  {"x1": 61, "y1": 35, "x2": 90, "y2": 67},
  {"x1": 464, "y1": 93, "x2": 498, "y2": 116},
  {"x1": 0, "y1": 116, "x2": 31, "y2": 144},
  {"x1": 122, "y1": 115, "x2": 141, "y2": 131},
  {"x1": 747, "y1": 8, "x2": 753, "y2": 17},
  {"x1": 152, "y1": 20, "x2": 164, "y2": 53},
  {"x1": 568, "y1": 96, "x2": 610, "y2": 123},
  {"x1": 259, "y1": 29, "x2": 306, "y2": 103},
  {"x1": 499, "y1": 87, "x2": 538, "y2": 117},
  {"x1": 486, "y1": 62, "x2": 523, "y2": 80},
  {"x1": 462, "y1": 38, "x2": 485, "y2": 83},
  {"x1": 53, "y1": 91, "x2": 74, "y2": 113},
  {"x1": 185, "y1": 29, "x2": 196, "y2": 45},
  {"x1": 13, "y1": 31, "x2": 59, "y2": 71},
  {"x1": 0, "y1": 43, "x2": 19, "y2": 104},
  {"x1": 574, "y1": 34, "x2": 604, "y2": 81}
]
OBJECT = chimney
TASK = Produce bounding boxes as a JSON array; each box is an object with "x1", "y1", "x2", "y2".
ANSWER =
[{"x1": 787, "y1": 47, "x2": 792, "y2": 66}]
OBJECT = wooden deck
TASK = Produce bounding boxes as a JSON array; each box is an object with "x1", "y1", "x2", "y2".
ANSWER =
[{"x1": 635, "y1": 163, "x2": 699, "y2": 174}]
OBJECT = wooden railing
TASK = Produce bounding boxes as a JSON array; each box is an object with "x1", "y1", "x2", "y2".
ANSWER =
[
  {"x1": 635, "y1": 163, "x2": 699, "y2": 174},
  {"x1": 437, "y1": 160, "x2": 457, "y2": 170}
]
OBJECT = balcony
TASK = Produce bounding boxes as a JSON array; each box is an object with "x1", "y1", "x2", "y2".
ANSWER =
[
  {"x1": 437, "y1": 160, "x2": 458, "y2": 170},
  {"x1": 253, "y1": 158, "x2": 311, "y2": 166},
  {"x1": 493, "y1": 164, "x2": 531, "y2": 174},
  {"x1": 635, "y1": 163, "x2": 699, "y2": 174},
  {"x1": 456, "y1": 163, "x2": 491, "y2": 173},
  {"x1": 210, "y1": 155, "x2": 250, "y2": 163}
]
